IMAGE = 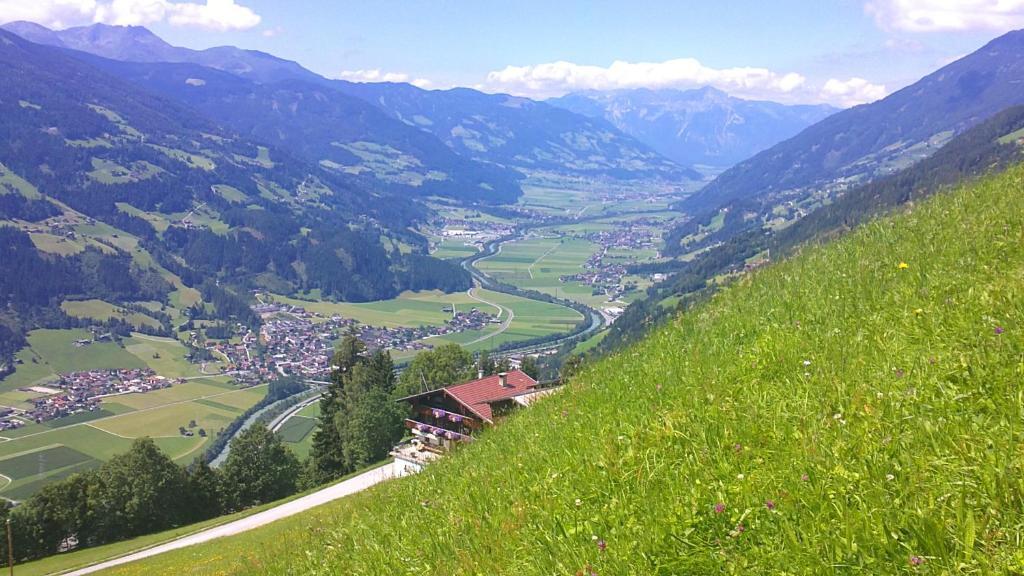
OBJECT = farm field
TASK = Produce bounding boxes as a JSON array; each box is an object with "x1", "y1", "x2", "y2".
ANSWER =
[
  {"x1": 61, "y1": 299, "x2": 163, "y2": 330},
  {"x1": 0, "y1": 330, "x2": 204, "y2": 403},
  {"x1": 0, "y1": 379, "x2": 265, "y2": 500},
  {"x1": 430, "y1": 237, "x2": 478, "y2": 260},
  {"x1": 476, "y1": 235, "x2": 610, "y2": 309},
  {"x1": 269, "y1": 290, "x2": 484, "y2": 328},
  {"x1": 432, "y1": 289, "x2": 583, "y2": 351}
]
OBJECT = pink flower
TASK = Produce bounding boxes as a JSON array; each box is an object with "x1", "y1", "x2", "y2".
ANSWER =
[
  {"x1": 713, "y1": 502, "x2": 726, "y2": 514},
  {"x1": 995, "y1": 326, "x2": 1005, "y2": 335},
  {"x1": 596, "y1": 539, "x2": 606, "y2": 552},
  {"x1": 765, "y1": 499, "x2": 776, "y2": 510},
  {"x1": 801, "y1": 473, "x2": 810, "y2": 482},
  {"x1": 733, "y1": 443, "x2": 743, "y2": 452},
  {"x1": 910, "y1": 555, "x2": 925, "y2": 566}
]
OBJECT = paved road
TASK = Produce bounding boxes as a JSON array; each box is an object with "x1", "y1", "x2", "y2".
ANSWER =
[{"x1": 63, "y1": 465, "x2": 395, "y2": 575}]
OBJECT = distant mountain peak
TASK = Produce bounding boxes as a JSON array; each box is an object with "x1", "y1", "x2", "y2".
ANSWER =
[{"x1": 549, "y1": 87, "x2": 836, "y2": 167}]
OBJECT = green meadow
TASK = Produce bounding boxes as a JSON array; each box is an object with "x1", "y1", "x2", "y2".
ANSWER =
[{"x1": 110, "y1": 165, "x2": 1024, "y2": 574}]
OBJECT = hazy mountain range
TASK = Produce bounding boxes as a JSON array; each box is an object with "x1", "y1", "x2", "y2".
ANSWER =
[
  {"x1": 549, "y1": 87, "x2": 836, "y2": 168},
  {"x1": 682, "y1": 28, "x2": 1024, "y2": 214},
  {"x1": 1, "y1": 21, "x2": 699, "y2": 183}
]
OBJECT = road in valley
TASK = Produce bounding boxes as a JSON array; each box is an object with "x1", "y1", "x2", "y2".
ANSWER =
[{"x1": 62, "y1": 465, "x2": 395, "y2": 575}]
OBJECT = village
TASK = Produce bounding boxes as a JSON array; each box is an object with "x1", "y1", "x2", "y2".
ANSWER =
[
  {"x1": 0, "y1": 368, "x2": 184, "y2": 430},
  {"x1": 208, "y1": 303, "x2": 500, "y2": 383}
]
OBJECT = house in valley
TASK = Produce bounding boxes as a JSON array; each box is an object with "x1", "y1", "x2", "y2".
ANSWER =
[{"x1": 390, "y1": 370, "x2": 556, "y2": 476}]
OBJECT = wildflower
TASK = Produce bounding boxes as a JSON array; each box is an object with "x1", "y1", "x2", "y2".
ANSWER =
[
  {"x1": 656, "y1": 383, "x2": 662, "y2": 391},
  {"x1": 833, "y1": 413, "x2": 843, "y2": 420},
  {"x1": 876, "y1": 392, "x2": 884, "y2": 399},
  {"x1": 765, "y1": 499, "x2": 776, "y2": 510},
  {"x1": 898, "y1": 262, "x2": 909, "y2": 270},
  {"x1": 995, "y1": 326, "x2": 1005, "y2": 335},
  {"x1": 895, "y1": 368, "x2": 905, "y2": 378},
  {"x1": 801, "y1": 473, "x2": 810, "y2": 482},
  {"x1": 733, "y1": 443, "x2": 743, "y2": 452},
  {"x1": 910, "y1": 555, "x2": 925, "y2": 566},
  {"x1": 913, "y1": 308, "x2": 923, "y2": 315},
  {"x1": 886, "y1": 474, "x2": 895, "y2": 481},
  {"x1": 596, "y1": 539, "x2": 607, "y2": 553},
  {"x1": 736, "y1": 524, "x2": 745, "y2": 533},
  {"x1": 574, "y1": 498, "x2": 582, "y2": 508},
  {"x1": 802, "y1": 359, "x2": 811, "y2": 366},
  {"x1": 714, "y1": 502, "x2": 726, "y2": 514},
  {"x1": 737, "y1": 473, "x2": 745, "y2": 480}
]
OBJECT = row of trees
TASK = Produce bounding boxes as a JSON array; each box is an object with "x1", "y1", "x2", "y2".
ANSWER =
[
  {"x1": 306, "y1": 335, "x2": 405, "y2": 485},
  {"x1": 0, "y1": 427, "x2": 299, "y2": 564}
]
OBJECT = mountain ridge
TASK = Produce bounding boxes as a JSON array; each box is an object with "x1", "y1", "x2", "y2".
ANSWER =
[
  {"x1": 549, "y1": 86, "x2": 836, "y2": 167},
  {"x1": 681, "y1": 27, "x2": 1024, "y2": 213},
  {"x1": 3, "y1": 21, "x2": 697, "y2": 182}
]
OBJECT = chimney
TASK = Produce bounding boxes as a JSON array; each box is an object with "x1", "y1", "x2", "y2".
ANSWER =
[
  {"x1": 478, "y1": 368, "x2": 484, "y2": 379},
  {"x1": 498, "y1": 372, "x2": 508, "y2": 388}
]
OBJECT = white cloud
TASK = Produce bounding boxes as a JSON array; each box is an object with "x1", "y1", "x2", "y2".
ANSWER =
[
  {"x1": 866, "y1": 0, "x2": 1024, "y2": 32},
  {"x1": 0, "y1": 0, "x2": 260, "y2": 31},
  {"x1": 0, "y1": 0, "x2": 97, "y2": 29},
  {"x1": 336, "y1": 69, "x2": 410, "y2": 83},
  {"x1": 480, "y1": 58, "x2": 808, "y2": 101},
  {"x1": 164, "y1": 0, "x2": 259, "y2": 31},
  {"x1": 820, "y1": 77, "x2": 888, "y2": 107}
]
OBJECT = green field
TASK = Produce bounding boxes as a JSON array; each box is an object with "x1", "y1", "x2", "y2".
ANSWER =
[
  {"x1": 430, "y1": 237, "x2": 478, "y2": 260},
  {"x1": 0, "y1": 379, "x2": 262, "y2": 499},
  {"x1": 270, "y1": 290, "x2": 481, "y2": 328},
  {"x1": 0, "y1": 161, "x2": 41, "y2": 198},
  {"x1": 277, "y1": 415, "x2": 317, "y2": 445},
  {"x1": 433, "y1": 289, "x2": 583, "y2": 351},
  {"x1": 61, "y1": 299, "x2": 163, "y2": 330},
  {"x1": 110, "y1": 164, "x2": 1024, "y2": 575},
  {"x1": 0, "y1": 330, "x2": 202, "y2": 401},
  {"x1": 0, "y1": 329, "x2": 147, "y2": 394},
  {"x1": 0, "y1": 327, "x2": 260, "y2": 499},
  {"x1": 476, "y1": 235, "x2": 609, "y2": 308},
  {"x1": 0, "y1": 446, "x2": 94, "y2": 480}
]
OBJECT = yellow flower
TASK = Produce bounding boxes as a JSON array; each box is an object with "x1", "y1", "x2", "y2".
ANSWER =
[
  {"x1": 914, "y1": 308, "x2": 923, "y2": 315},
  {"x1": 898, "y1": 262, "x2": 909, "y2": 270}
]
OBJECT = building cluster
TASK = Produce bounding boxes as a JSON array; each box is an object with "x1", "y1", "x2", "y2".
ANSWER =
[
  {"x1": 14, "y1": 369, "x2": 181, "y2": 425},
  {"x1": 210, "y1": 305, "x2": 499, "y2": 382},
  {"x1": 22, "y1": 214, "x2": 92, "y2": 241}
]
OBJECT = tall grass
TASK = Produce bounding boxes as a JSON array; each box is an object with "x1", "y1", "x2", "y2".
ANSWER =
[{"x1": 114, "y1": 166, "x2": 1024, "y2": 574}]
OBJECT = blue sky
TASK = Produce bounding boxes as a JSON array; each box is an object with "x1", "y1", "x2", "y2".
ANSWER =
[{"x1": 3, "y1": 0, "x2": 1024, "y2": 106}]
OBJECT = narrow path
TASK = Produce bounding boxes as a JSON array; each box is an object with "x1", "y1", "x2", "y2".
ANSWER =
[{"x1": 62, "y1": 465, "x2": 395, "y2": 576}]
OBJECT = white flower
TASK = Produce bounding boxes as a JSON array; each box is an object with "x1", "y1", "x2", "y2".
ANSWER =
[
  {"x1": 886, "y1": 474, "x2": 895, "y2": 481},
  {"x1": 833, "y1": 413, "x2": 843, "y2": 420},
  {"x1": 803, "y1": 360, "x2": 812, "y2": 366},
  {"x1": 574, "y1": 499, "x2": 582, "y2": 508},
  {"x1": 737, "y1": 473, "x2": 745, "y2": 480}
]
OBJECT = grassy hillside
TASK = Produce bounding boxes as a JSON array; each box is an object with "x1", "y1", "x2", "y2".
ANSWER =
[{"x1": 108, "y1": 165, "x2": 1024, "y2": 573}]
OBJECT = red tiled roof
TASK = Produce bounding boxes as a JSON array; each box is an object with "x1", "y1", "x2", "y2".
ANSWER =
[{"x1": 444, "y1": 370, "x2": 538, "y2": 422}]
